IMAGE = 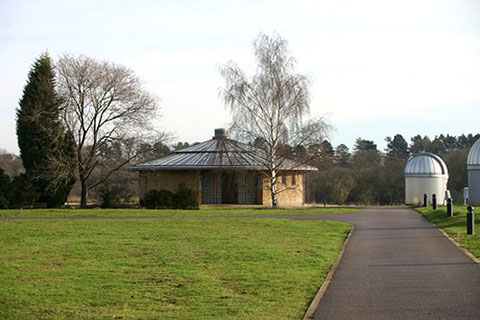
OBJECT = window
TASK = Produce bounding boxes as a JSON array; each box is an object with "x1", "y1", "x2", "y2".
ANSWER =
[
  {"x1": 291, "y1": 174, "x2": 296, "y2": 186},
  {"x1": 256, "y1": 174, "x2": 262, "y2": 190},
  {"x1": 281, "y1": 173, "x2": 287, "y2": 185}
]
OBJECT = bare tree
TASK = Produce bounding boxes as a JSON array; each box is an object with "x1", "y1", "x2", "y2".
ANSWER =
[
  {"x1": 220, "y1": 33, "x2": 329, "y2": 207},
  {"x1": 56, "y1": 54, "x2": 161, "y2": 207},
  {"x1": 0, "y1": 153, "x2": 24, "y2": 177}
]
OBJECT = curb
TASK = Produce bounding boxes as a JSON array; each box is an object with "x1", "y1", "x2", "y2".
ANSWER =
[
  {"x1": 411, "y1": 208, "x2": 480, "y2": 265},
  {"x1": 302, "y1": 225, "x2": 354, "y2": 320},
  {"x1": 435, "y1": 225, "x2": 480, "y2": 265}
]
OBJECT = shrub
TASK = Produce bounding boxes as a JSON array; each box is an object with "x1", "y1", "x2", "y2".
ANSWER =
[
  {"x1": 0, "y1": 168, "x2": 11, "y2": 209},
  {"x1": 98, "y1": 185, "x2": 124, "y2": 208},
  {"x1": 142, "y1": 189, "x2": 174, "y2": 209},
  {"x1": 9, "y1": 174, "x2": 39, "y2": 208},
  {"x1": 157, "y1": 189, "x2": 174, "y2": 208},
  {"x1": 173, "y1": 183, "x2": 199, "y2": 209},
  {"x1": 141, "y1": 184, "x2": 198, "y2": 209},
  {"x1": 0, "y1": 194, "x2": 8, "y2": 209},
  {"x1": 142, "y1": 190, "x2": 158, "y2": 209}
]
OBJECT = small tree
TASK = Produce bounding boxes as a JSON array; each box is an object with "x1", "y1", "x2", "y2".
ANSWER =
[
  {"x1": 98, "y1": 185, "x2": 125, "y2": 208},
  {"x1": 330, "y1": 169, "x2": 355, "y2": 205},
  {"x1": 220, "y1": 33, "x2": 328, "y2": 207},
  {"x1": 16, "y1": 53, "x2": 76, "y2": 207},
  {"x1": 56, "y1": 54, "x2": 161, "y2": 207}
]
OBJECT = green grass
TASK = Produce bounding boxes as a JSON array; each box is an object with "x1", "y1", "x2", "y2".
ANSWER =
[
  {"x1": 0, "y1": 217, "x2": 351, "y2": 319},
  {"x1": 0, "y1": 206, "x2": 359, "y2": 218},
  {"x1": 414, "y1": 205, "x2": 480, "y2": 259}
]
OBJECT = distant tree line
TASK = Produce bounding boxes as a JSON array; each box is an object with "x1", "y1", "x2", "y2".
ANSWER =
[
  {"x1": 304, "y1": 133, "x2": 480, "y2": 205},
  {"x1": 2, "y1": 122, "x2": 478, "y2": 207}
]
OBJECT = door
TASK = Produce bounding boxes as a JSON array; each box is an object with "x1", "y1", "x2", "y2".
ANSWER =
[{"x1": 221, "y1": 171, "x2": 238, "y2": 204}]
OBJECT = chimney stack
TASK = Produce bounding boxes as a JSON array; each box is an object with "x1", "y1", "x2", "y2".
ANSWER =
[{"x1": 214, "y1": 128, "x2": 227, "y2": 139}]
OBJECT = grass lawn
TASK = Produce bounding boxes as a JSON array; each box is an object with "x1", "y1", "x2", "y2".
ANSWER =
[
  {"x1": 0, "y1": 217, "x2": 351, "y2": 319},
  {"x1": 0, "y1": 206, "x2": 359, "y2": 218},
  {"x1": 414, "y1": 205, "x2": 480, "y2": 259}
]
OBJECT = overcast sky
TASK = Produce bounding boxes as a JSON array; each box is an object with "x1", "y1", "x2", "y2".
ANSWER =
[{"x1": 1, "y1": 0, "x2": 479, "y2": 155}]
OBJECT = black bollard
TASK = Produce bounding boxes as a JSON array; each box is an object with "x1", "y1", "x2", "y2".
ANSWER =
[
  {"x1": 432, "y1": 194, "x2": 437, "y2": 210},
  {"x1": 446, "y1": 198, "x2": 453, "y2": 217},
  {"x1": 467, "y1": 206, "x2": 475, "y2": 235},
  {"x1": 423, "y1": 194, "x2": 428, "y2": 207}
]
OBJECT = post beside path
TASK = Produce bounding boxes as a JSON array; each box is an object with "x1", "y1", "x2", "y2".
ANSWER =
[
  {"x1": 467, "y1": 205, "x2": 475, "y2": 235},
  {"x1": 447, "y1": 198, "x2": 453, "y2": 217}
]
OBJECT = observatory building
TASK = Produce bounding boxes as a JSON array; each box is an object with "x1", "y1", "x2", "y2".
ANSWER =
[
  {"x1": 129, "y1": 128, "x2": 316, "y2": 206},
  {"x1": 467, "y1": 138, "x2": 480, "y2": 205},
  {"x1": 404, "y1": 153, "x2": 449, "y2": 206}
]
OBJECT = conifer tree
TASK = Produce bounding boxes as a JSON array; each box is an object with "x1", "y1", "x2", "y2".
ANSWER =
[
  {"x1": 16, "y1": 53, "x2": 76, "y2": 207},
  {"x1": 385, "y1": 134, "x2": 409, "y2": 160}
]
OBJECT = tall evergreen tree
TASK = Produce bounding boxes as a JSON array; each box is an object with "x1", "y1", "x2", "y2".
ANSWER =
[
  {"x1": 409, "y1": 135, "x2": 431, "y2": 155},
  {"x1": 318, "y1": 140, "x2": 335, "y2": 170},
  {"x1": 385, "y1": 134, "x2": 409, "y2": 160},
  {"x1": 334, "y1": 144, "x2": 351, "y2": 167},
  {"x1": 16, "y1": 53, "x2": 76, "y2": 207},
  {"x1": 354, "y1": 138, "x2": 377, "y2": 151}
]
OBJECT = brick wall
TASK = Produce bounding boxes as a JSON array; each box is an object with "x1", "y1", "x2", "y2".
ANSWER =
[
  {"x1": 138, "y1": 169, "x2": 306, "y2": 206},
  {"x1": 261, "y1": 171, "x2": 305, "y2": 206}
]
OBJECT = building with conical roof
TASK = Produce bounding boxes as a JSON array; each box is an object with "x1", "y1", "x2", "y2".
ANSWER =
[
  {"x1": 404, "y1": 153, "x2": 449, "y2": 206},
  {"x1": 467, "y1": 138, "x2": 480, "y2": 205},
  {"x1": 129, "y1": 128, "x2": 316, "y2": 206}
]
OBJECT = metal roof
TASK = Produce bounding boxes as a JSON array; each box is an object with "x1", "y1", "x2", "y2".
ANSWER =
[
  {"x1": 468, "y1": 138, "x2": 480, "y2": 169},
  {"x1": 404, "y1": 153, "x2": 448, "y2": 178},
  {"x1": 128, "y1": 129, "x2": 316, "y2": 171}
]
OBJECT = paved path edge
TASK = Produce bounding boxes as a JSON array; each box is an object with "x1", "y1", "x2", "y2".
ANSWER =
[
  {"x1": 302, "y1": 225, "x2": 355, "y2": 320},
  {"x1": 427, "y1": 216, "x2": 480, "y2": 265}
]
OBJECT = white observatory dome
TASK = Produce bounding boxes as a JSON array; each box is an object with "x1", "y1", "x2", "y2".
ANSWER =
[
  {"x1": 404, "y1": 153, "x2": 448, "y2": 178},
  {"x1": 404, "y1": 153, "x2": 449, "y2": 206}
]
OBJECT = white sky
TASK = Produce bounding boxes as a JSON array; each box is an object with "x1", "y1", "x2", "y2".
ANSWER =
[{"x1": 1, "y1": 0, "x2": 479, "y2": 154}]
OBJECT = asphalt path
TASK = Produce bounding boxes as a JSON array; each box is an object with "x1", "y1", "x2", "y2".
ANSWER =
[
  {"x1": 3, "y1": 207, "x2": 480, "y2": 318},
  {"x1": 295, "y1": 207, "x2": 480, "y2": 320}
]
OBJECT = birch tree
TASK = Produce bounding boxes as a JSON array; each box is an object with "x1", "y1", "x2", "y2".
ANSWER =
[
  {"x1": 56, "y1": 54, "x2": 160, "y2": 207},
  {"x1": 220, "y1": 33, "x2": 328, "y2": 207}
]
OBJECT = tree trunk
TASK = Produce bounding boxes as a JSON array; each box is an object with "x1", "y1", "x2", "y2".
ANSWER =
[
  {"x1": 270, "y1": 169, "x2": 278, "y2": 207},
  {"x1": 80, "y1": 176, "x2": 88, "y2": 208}
]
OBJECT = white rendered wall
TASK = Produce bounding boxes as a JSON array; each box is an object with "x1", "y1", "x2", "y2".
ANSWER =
[{"x1": 405, "y1": 176, "x2": 448, "y2": 206}]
